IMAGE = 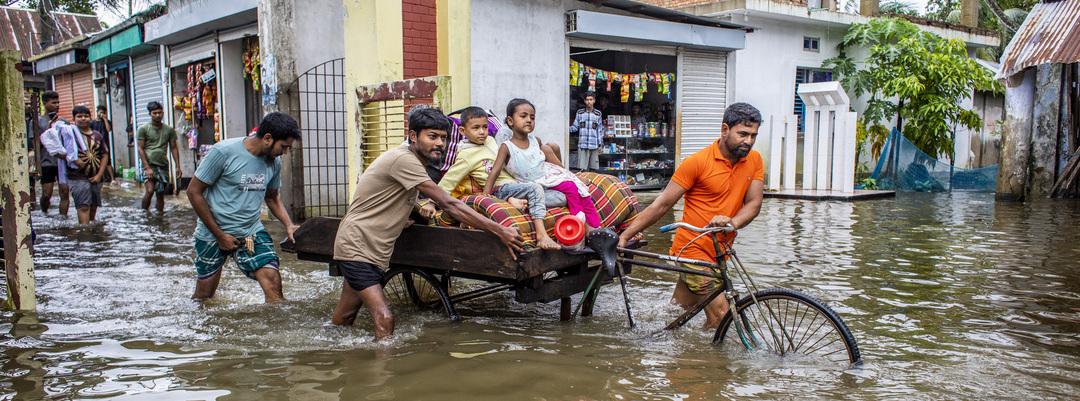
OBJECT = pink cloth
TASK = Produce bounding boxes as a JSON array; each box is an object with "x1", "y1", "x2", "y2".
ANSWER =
[{"x1": 552, "y1": 181, "x2": 601, "y2": 227}]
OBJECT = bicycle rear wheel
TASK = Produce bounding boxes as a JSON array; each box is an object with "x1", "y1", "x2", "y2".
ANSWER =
[{"x1": 714, "y1": 288, "x2": 861, "y2": 365}]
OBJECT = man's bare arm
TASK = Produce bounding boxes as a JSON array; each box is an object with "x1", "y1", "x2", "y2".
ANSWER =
[
  {"x1": 618, "y1": 181, "x2": 687, "y2": 246},
  {"x1": 187, "y1": 178, "x2": 237, "y2": 250},
  {"x1": 264, "y1": 187, "x2": 298, "y2": 241},
  {"x1": 730, "y1": 180, "x2": 764, "y2": 229}
]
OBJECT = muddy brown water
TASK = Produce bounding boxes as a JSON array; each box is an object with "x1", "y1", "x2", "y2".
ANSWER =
[{"x1": 2, "y1": 184, "x2": 1079, "y2": 400}]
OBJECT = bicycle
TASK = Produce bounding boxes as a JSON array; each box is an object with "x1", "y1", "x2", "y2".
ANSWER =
[{"x1": 616, "y1": 222, "x2": 863, "y2": 366}]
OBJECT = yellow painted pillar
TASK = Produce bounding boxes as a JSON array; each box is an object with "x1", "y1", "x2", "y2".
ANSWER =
[
  {"x1": 344, "y1": 0, "x2": 404, "y2": 193},
  {"x1": 0, "y1": 50, "x2": 36, "y2": 311},
  {"x1": 437, "y1": 0, "x2": 470, "y2": 111}
]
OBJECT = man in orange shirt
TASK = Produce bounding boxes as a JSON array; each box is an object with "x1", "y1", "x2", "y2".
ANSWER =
[{"x1": 618, "y1": 102, "x2": 764, "y2": 329}]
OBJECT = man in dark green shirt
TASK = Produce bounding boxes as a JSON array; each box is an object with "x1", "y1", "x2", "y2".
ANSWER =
[{"x1": 137, "y1": 101, "x2": 182, "y2": 212}]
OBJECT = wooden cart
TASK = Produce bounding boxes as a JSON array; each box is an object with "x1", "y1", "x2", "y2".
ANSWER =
[{"x1": 285, "y1": 217, "x2": 632, "y2": 321}]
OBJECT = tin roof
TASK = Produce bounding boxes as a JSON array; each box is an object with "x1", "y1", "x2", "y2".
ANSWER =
[
  {"x1": 997, "y1": 0, "x2": 1080, "y2": 79},
  {"x1": 0, "y1": 6, "x2": 102, "y2": 60}
]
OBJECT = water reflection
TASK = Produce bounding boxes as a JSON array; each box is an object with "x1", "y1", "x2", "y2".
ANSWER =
[{"x1": 1, "y1": 186, "x2": 1079, "y2": 399}]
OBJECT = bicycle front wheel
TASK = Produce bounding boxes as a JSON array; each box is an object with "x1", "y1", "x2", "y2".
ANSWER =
[{"x1": 714, "y1": 288, "x2": 861, "y2": 365}]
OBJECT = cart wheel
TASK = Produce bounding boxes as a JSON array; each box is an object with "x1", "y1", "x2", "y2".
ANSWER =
[{"x1": 381, "y1": 266, "x2": 459, "y2": 321}]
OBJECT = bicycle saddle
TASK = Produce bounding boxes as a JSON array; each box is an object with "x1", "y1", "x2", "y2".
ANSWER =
[{"x1": 585, "y1": 228, "x2": 620, "y2": 276}]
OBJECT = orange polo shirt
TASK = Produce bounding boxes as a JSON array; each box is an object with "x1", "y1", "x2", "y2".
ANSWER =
[{"x1": 669, "y1": 140, "x2": 764, "y2": 263}]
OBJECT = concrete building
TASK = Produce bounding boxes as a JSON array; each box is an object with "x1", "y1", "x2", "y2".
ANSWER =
[
  {"x1": 86, "y1": 5, "x2": 168, "y2": 174},
  {"x1": 994, "y1": 0, "x2": 1080, "y2": 200},
  {"x1": 135, "y1": 0, "x2": 344, "y2": 217},
  {"x1": 1, "y1": 6, "x2": 102, "y2": 149},
  {"x1": 641, "y1": 0, "x2": 1003, "y2": 173},
  {"x1": 344, "y1": 0, "x2": 748, "y2": 196}
]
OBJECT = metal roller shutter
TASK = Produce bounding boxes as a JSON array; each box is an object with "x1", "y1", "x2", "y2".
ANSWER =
[
  {"x1": 51, "y1": 69, "x2": 94, "y2": 120},
  {"x1": 132, "y1": 52, "x2": 164, "y2": 127},
  {"x1": 677, "y1": 49, "x2": 727, "y2": 160},
  {"x1": 52, "y1": 73, "x2": 73, "y2": 119},
  {"x1": 71, "y1": 68, "x2": 94, "y2": 111},
  {"x1": 168, "y1": 34, "x2": 216, "y2": 67}
]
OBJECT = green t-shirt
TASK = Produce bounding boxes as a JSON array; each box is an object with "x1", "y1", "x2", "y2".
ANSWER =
[
  {"x1": 137, "y1": 123, "x2": 178, "y2": 167},
  {"x1": 193, "y1": 138, "x2": 281, "y2": 242}
]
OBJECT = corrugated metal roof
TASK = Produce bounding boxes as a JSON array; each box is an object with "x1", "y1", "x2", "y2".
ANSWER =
[
  {"x1": 998, "y1": 0, "x2": 1080, "y2": 79},
  {"x1": 0, "y1": 6, "x2": 102, "y2": 60}
]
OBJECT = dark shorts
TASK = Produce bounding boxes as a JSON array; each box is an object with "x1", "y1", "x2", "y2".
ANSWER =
[
  {"x1": 193, "y1": 230, "x2": 280, "y2": 280},
  {"x1": 68, "y1": 179, "x2": 102, "y2": 209},
  {"x1": 40, "y1": 165, "x2": 58, "y2": 184},
  {"x1": 142, "y1": 164, "x2": 171, "y2": 194},
  {"x1": 337, "y1": 260, "x2": 384, "y2": 292}
]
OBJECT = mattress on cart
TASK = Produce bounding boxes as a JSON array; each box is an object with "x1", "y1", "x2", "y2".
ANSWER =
[{"x1": 429, "y1": 172, "x2": 642, "y2": 247}]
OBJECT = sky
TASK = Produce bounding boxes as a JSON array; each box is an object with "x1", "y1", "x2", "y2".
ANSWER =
[{"x1": 94, "y1": 1, "x2": 159, "y2": 27}]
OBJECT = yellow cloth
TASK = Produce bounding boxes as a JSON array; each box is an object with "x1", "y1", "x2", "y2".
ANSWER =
[{"x1": 438, "y1": 137, "x2": 515, "y2": 199}]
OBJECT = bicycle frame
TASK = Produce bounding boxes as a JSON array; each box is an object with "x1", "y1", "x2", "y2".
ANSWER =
[{"x1": 617, "y1": 228, "x2": 797, "y2": 355}]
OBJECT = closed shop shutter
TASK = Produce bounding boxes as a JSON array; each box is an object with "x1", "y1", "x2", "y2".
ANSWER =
[
  {"x1": 132, "y1": 52, "x2": 164, "y2": 128},
  {"x1": 71, "y1": 68, "x2": 94, "y2": 111},
  {"x1": 677, "y1": 49, "x2": 727, "y2": 161},
  {"x1": 168, "y1": 34, "x2": 216, "y2": 67},
  {"x1": 52, "y1": 73, "x2": 74, "y2": 119},
  {"x1": 51, "y1": 69, "x2": 94, "y2": 120}
]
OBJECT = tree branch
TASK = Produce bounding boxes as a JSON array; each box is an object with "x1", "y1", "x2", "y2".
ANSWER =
[{"x1": 980, "y1": 0, "x2": 1017, "y2": 32}]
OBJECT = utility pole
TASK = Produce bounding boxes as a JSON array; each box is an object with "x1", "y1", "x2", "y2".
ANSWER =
[{"x1": 1, "y1": 50, "x2": 37, "y2": 311}]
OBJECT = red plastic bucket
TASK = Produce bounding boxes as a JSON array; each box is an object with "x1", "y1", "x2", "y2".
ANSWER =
[{"x1": 554, "y1": 215, "x2": 585, "y2": 246}]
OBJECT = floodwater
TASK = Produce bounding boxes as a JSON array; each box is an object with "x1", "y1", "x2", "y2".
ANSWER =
[{"x1": 2, "y1": 184, "x2": 1080, "y2": 400}]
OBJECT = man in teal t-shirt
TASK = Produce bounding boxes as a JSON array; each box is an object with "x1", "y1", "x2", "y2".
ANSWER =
[{"x1": 187, "y1": 112, "x2": 301, "y2": 303}]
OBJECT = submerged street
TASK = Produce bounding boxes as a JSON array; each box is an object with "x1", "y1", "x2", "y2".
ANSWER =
[{"x1": 1, "y1": 185, "x2": 1078, "y2": 399}]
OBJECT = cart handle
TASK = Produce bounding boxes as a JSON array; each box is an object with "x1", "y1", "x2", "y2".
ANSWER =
[{"x1": 659, "y1": 222, "x2": 735, "y2": 234}]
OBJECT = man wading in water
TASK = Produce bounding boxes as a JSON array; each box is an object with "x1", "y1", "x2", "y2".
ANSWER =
[
  {"x1": 332, "y1": 107, "x2": 523, "y2": 340},
  {"x1": 187, "y1": 112, "x2": 301, "y2": 303},
  {"x1": 618, "y1": 102, "x2": 765, "y2": 329}
]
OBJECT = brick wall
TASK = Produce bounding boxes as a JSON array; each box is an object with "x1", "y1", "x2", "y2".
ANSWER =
[{"x1": 402, "y1": 0, "x2": 438, "y2": 79}]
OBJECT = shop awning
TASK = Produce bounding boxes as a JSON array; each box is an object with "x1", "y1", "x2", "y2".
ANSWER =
[
  {"x1": 33, "y1": 48, "x2": 88, "y2": 75},
  {"x1": 566, "y1": 10, "x2": 745, "y2": 51},
  {"x1": 143, "y1": 0, "x2": 257, "y2": 45},
  {"x1": 88, "y1": 25, "x2": 145, "y2": 62}
]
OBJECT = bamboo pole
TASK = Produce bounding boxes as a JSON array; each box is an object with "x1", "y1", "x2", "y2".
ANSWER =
[{"x1": 1, "y1": 50, "x2": 36, "y2": 311}]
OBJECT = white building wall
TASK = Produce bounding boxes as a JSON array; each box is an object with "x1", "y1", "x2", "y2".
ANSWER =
[
  {"x1": 470, "y1": 0, "x2": 567, "y2": 150},
  {"x1": 293, "y1": 0, "x2": 344, "y2": 74},
  {"x1": 470, "y1": 0, "x2": 652, "y2": 153},
  {"x1": 729, "y1": 16, "x2": 846, "y2": 166}
]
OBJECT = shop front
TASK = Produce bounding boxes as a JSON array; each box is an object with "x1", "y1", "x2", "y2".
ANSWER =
[
  {"x1": 469, "y1": 2, "x2": 744, "y2": 191},
  {"x1": 216, "y1": 24, "x2": 263, "y2": 140},
  {"x1": 168, "y1": 34, "x2": 219, "y2": 179},
  {"x1": 88, "y1": 22, "x2": 163, "y2": 175},
  {"x1": 142, "y1": 0, "x2": 258, "y2": 184},
  {"x1": 569, "y1": 43, "x2": 678, "y2": 190},
  {"x1": 565, "y1": 10, "x2": 739, "y2": 190}
]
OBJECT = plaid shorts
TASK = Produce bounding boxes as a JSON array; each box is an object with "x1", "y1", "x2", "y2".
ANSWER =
[{"x1": 193, "y1": 230, "x2": 280, "y2": 280}]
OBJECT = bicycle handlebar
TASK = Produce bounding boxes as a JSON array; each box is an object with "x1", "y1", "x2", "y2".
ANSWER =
[{"x1": 658, "y1": 222, "x2": 735, "y2": 234}]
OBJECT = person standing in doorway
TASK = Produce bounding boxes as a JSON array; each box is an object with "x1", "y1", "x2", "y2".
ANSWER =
[
  {"x1": 34, "y1": 91, "x2": 71, "y2": 215},
  {"x1": 187, "y1": 112, "x2": 301, "y2": 303},
  {"x1": 137, "y1": 101, "x2": 182, "y2": 212},
  {"x1": 68, "y1": 106, "x2": 110, "y2": 224},
  {"x1": 569, "y1": 91, "x2": 604, "y2": 172}
]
